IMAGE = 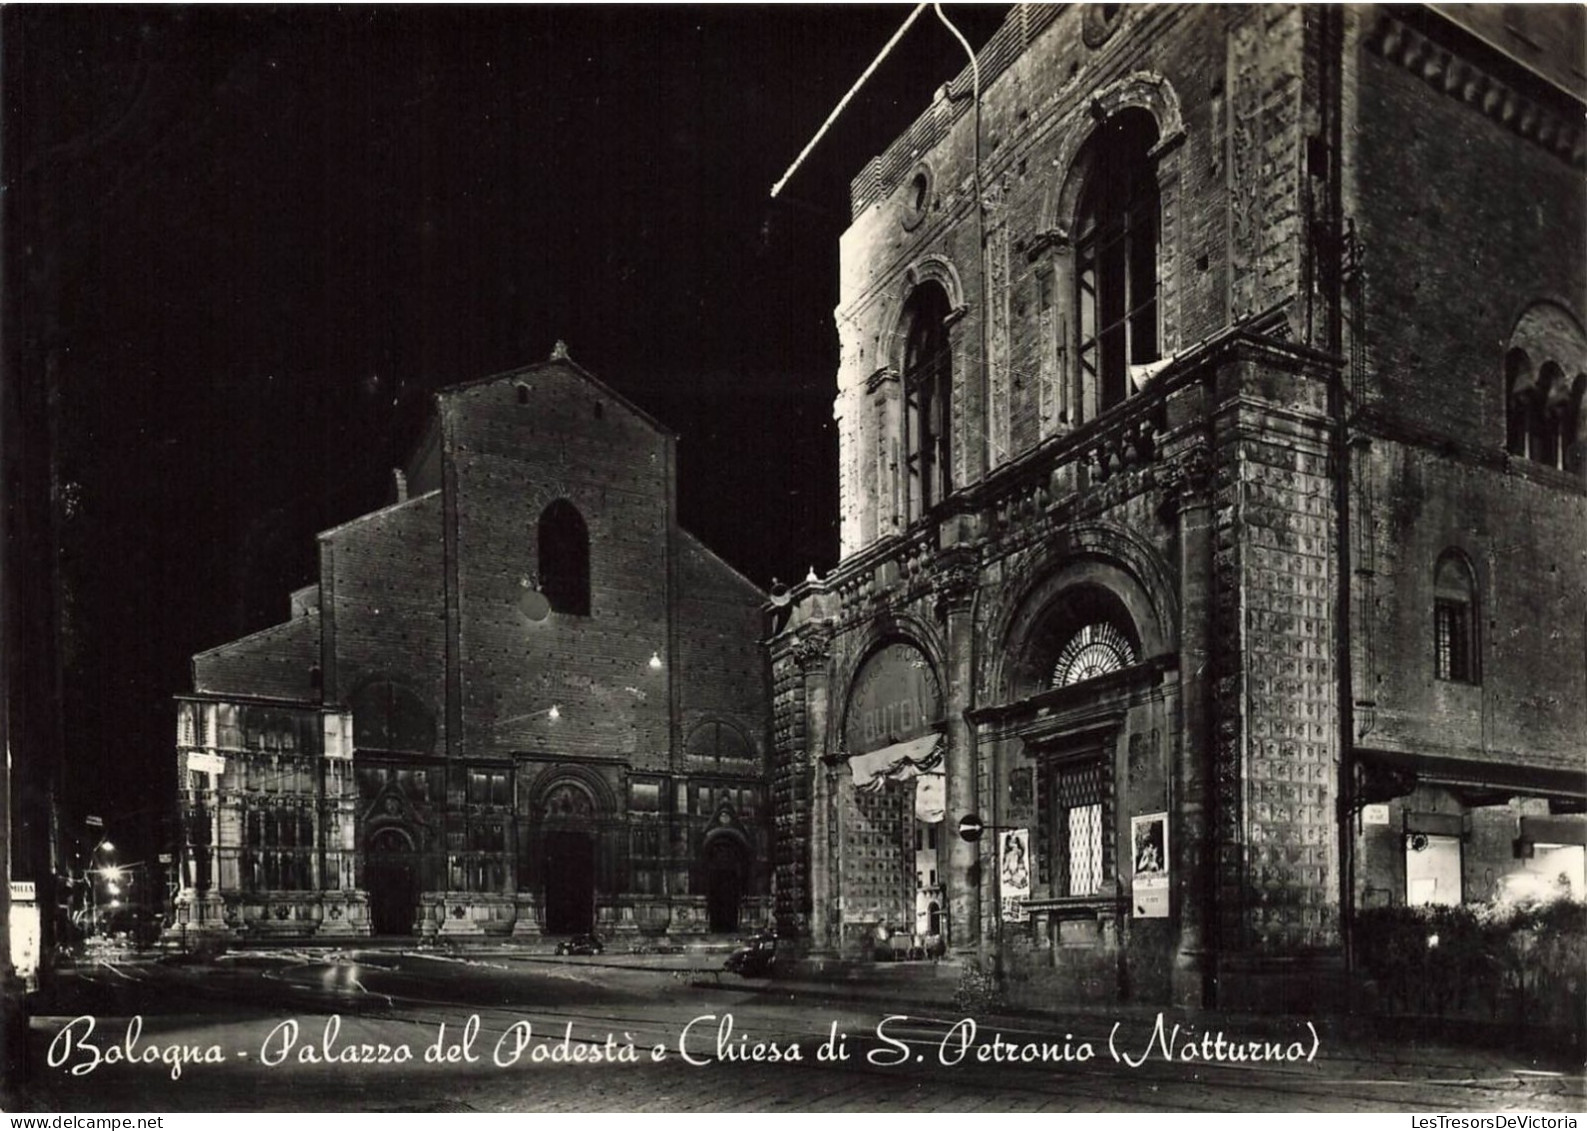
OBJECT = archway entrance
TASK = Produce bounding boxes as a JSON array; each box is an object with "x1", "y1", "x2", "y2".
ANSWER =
[
  {"x1": 543, "y1": 831, "x2": 595, "y2": 934},
  {"x1": 705, "y1": 837, "x2": 746, "y2": 934},
  {"x1": 366, "y1": 827, "x2": 418, "y2": 936}
]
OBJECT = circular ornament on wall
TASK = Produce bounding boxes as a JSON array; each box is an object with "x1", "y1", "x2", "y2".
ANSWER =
[{"x1": 1082, "y1": 4, "x2": 1126, "y2": 49}]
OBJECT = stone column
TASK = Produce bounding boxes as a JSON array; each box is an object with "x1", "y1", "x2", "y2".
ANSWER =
[
  {"x1": 938, "y1": 554, "x2": 979, "y2": 952},
  {"x1": 795, "y1": 627, "x2": 834, "y2": 951},
  {"x1": 1163, "y1": 436, "x2": 1215, "y2": 1007}
]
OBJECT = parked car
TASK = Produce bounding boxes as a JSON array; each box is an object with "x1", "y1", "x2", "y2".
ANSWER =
[
  {"x1": 724, "y1": 931, "x2": 777, "y2": 977},
  {"x1": 554, "y1": 933, "x2": 604, "y2": 956}
]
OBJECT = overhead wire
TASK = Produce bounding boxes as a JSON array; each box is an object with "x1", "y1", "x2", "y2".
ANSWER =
[{"x1": 771, "y1": 4, "x2": 930, "y2": 200}]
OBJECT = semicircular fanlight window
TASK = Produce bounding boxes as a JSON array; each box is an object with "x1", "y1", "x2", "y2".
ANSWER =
[{"x1": 1051, "y1": 622, "x2": 1137, "y2": 688}]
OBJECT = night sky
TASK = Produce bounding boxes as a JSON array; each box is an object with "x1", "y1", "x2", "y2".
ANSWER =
[{"x1": 4, "y1": 5, "x2": 1009, "y2": 860}]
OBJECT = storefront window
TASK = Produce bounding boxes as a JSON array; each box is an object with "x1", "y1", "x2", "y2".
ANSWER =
[{"x1": 1405, "y1": 833, "x2": 1462, "y2": 906}]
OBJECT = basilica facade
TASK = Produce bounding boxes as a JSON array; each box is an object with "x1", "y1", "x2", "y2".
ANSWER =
[
  {"x1": 767, "y1": 4, "x2": 1586, "y2": 1010},
  {"x1": 174, "y1": 353, "x2": 770, "y2": 939}
]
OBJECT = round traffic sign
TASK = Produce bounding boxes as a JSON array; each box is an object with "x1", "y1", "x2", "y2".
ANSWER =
[{"x1": 958, "y1": 813, "x2": 984, "y2": 843}]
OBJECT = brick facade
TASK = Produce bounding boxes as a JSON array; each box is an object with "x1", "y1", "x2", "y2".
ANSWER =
[{"x1": 174, "y1": 355, "x2": 770, "y2": 940}]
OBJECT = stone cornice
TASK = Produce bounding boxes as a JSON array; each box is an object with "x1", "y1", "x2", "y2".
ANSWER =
[{"x1": 1366, "y1": 11, "x2": 1586, "y2": 169}]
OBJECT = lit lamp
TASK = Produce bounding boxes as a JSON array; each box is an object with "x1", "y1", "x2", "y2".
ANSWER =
[
  {"x1": 649, "y1": 652, "x2": 663, "y2": 671},
  {"x1": 494, "y1": 703, "x2": 563, "y2": 729}
]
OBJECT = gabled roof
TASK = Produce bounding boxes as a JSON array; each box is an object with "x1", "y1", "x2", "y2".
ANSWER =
[
  {"x1": 435, "y1": 355, "x2": 677, "y2": 440},
  {"x1": 192, "y1": 607, "x2": 320, "y2": 660},
  {"x1": 678, "y1": 528, "x2": 766, "y2": 604},
  {"x1": 316, "y1": 488, "x2": 440, "y2": 542}
]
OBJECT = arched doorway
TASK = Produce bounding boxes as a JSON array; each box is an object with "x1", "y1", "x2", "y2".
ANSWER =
[
  {"x1": 705, "y1": 835, "x2": 747, "y2": 934},
  {"x1": 366, "y1": 827, "x2": 418, "y2": 936},
  {"x1": 543, "y1": 831, "x2": 595, "y2": 935}
]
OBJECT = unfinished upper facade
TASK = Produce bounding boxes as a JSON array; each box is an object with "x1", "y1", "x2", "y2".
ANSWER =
[
  {"x1": 768, "y1": 4, "x2": 1586, "y2": 1010},
  {"x1": 175, "y1": 354, "x2": 770, "y2": 940}
]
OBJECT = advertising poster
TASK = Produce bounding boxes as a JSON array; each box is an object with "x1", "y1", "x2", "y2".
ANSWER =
[
  {"x1": 1131, "y1": 812, "x2": 1169, "y2": 919},
  {"x1": 999, "y1": 827, "x2": 1030, "y2": 923}
]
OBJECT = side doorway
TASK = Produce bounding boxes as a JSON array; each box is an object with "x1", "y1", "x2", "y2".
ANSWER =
[
  {"x1": 365, "y1": 827, "x2": 419, "y2": 936},
  {"x1": 704, "y1": 834, "x2": 748, "y2": 934}
]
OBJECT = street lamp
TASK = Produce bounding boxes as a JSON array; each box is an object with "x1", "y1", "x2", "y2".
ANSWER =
[{"x1": 75, "y1": 835, "x2": 117, "y2": 941}]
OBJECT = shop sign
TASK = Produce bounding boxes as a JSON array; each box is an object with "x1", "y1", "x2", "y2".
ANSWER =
[
  {"x1": 843, "y1": 643, "x2": 942, "y2": 756},
  {"x1": 188, "y1": 751, "x2": 226, "y2": 775}
]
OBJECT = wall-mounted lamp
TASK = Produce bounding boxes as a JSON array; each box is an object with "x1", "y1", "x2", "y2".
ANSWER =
[
  {"x1": 649, "y1": 652, "x2": 663, "y2": 671},
  {"x1": 496, "y1": 704, "x2": 562, "y2": 727}
]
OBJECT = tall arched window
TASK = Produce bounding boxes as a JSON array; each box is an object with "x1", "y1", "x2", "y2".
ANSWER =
[
  {"x1": 901, "y1": 282, "x2": 953, "y2": 522},
  {"x1": 1433, "y1": 552, "x2": 1478, "y2": 684},
  {"x1": 1075, "y1": 109, "x2": 1161, "y2": 414},
  {"x1": 538, "y1": 500, "x2": 590, "y2": 616}
]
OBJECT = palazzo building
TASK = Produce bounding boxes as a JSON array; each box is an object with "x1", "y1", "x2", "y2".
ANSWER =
[
  {"x1": 767, "y1": 4, "x2": 1586, "y2": 1010},
  {"x1": 173, "y1": 352, "x2": 770, "y2": 939}
]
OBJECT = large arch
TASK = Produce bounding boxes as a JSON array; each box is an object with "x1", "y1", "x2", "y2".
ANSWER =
[
  {"x1": 981, "y1": 524, "x2": 1178, "y2": 705},
  {"x1": 830, "y1": 613, "x2": 950, "y2": 756},
  {"x1": 1507, "y1": 299, "x2": 1587, "y2": 372}
]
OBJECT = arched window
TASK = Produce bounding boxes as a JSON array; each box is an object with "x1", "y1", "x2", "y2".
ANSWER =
[
  {"x1": 1052, "y1": 622, "x2": 1138, "y2": 687},
  {"x1": 1021, "y1": 583, "x2": 1143, "y2": 693},
  {"x1": 349, "y1": 679, "x2": 437, "y2": 753},
  {"x1": 1534, "y1": 362, "x2": 1565, "y2": 469},
  {"x1": 1075, "y1": 109, "x2": 1161, "y2": 414},
  {"x1": 1502, "y1": 304, "x2": 1587, "y2": 476},
  {"x1": 1433, "y1": 552, "x2": 1479, "y2": 684},
  {"x1": 538, "y1": 500, "x2": 590, "y2": 616},
  {"x1": 901, "y1": 282, "x2": 953, "y2": 523},
  {"x1": 1505, "y1": 348, "x2": 1534, "y2": 458}
]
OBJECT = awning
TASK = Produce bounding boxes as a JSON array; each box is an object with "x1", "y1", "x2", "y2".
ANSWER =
[
  {"x1": 850, "y1": 733, "x2": 944, "y2": 791},
  {"x1": 1357, "y1": 747, "x2": 1587, "y2": 801}
]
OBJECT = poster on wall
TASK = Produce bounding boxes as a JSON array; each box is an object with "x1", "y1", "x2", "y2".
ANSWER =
[
  {"x1": 1131, "y1": 812, "x2": 1170, "y2": 918},
  {"x1": 999, "y1": 827, "x2": 1030, "y2": 922}
]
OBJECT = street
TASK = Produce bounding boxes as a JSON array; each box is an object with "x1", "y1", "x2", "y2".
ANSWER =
[{"x1": 13, "y1": 946, "x2": 1585, "y2": 1113}]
